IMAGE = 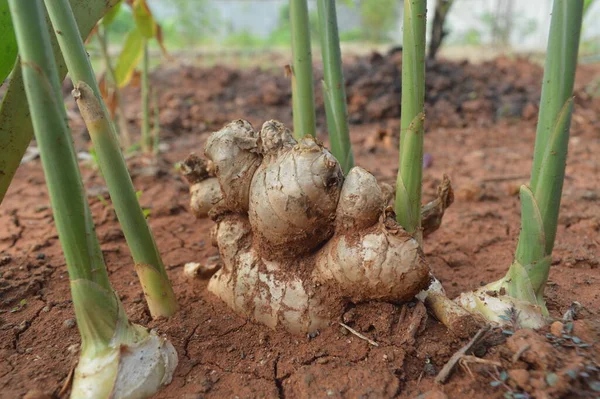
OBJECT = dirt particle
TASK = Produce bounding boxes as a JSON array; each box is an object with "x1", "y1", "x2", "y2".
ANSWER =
[
  {"x1": 67, "y1": 344, "x2": 79, "y2": 354},
  {"x1": 417, "y1": 390, "x2": 448, "y2": 399},
  {"x1": 507, "y1": 329, "x2": 557, "y2": 370},
  {"x1": 0, "y1": 255, "x2": 11, "y2": 266},
  {"x1": 63, "y1": 319, "x2": 76, "y2": 329},
  {"x1": 424, "y1": 358, "x2": 437, "y2": 376},
  {"x1": 530, "y1": 375, "x2": 547, "y2": 390},
  {"x1": 183, "y1": 262, "x2": 220, "y2": 279},
  {"x1": 508, "y1": 368, "x2": 531, "y2": 390},
  {"x1": 13, "y1": 320, "x2": 28, "y2": 334},
  {"x1": 550, "y1": 321, "x2": 564, "y2": 337}
]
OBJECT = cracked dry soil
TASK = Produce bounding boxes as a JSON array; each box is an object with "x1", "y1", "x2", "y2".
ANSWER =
[{"x1": 1, "y1": 56, "x2": 599, "y2": 398}]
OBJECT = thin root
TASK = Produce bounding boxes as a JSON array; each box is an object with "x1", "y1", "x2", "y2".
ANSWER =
[{"x1": 339, "y1": 322, "x2": 379, "y2": 347}]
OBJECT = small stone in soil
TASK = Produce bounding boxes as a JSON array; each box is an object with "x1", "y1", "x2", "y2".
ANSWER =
[
  {"x1": 15, "y1": 320, "x2": 29, "y2": 333},
  {"x1": 0, "y1": 256, "x2": 11, "y2": 266},
  {"x1": 550, "y1": 321, "x2": 564, "y2": 337},
  {"x1": 424, "y1": 358, "x2": 436, "y2": 376},
  {"x1": 63, "y1": 319, "x2": 76, "y2": 329},
  {"x1": 67, "y1": 344, "x2": 79, "y2": 354}
]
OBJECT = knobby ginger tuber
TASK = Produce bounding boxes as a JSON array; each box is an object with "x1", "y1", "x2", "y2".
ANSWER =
[{"x1": 183, "y1": 120, "x2": 431, "y2": 334}]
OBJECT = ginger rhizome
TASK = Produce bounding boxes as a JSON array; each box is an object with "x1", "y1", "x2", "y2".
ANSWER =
[{"x1": 183, "y1": 120, "x2": 436, "y2": 334}]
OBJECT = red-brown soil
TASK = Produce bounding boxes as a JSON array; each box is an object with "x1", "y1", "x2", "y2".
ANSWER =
[{"x1": 1, "y1": 53, "x2": 599, "y2": 398}]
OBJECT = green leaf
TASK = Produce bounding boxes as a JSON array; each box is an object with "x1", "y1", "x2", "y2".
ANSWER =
[
  {"x1": 0, "y1": 0, "x2": 17, "y2": 84},
  {"x1": 114, "y1": 27, "x2": 144, "y2": 87},
  {"x1": 132, "y1": 0, "x2": 156, "y2": 39},
  {"x1": 102, "y1": 1, "x2": 121, "y2": 26},
  {"x1": 0, "y1": 0, "x2": 120, "y2": 205}
]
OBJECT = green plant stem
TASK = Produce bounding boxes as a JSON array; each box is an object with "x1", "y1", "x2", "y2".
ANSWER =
[
  {"x1": 8, "y1": 0, "x2": 117, "y2": 351},
  {"x1": 289, "y1": 0, "x2": 316, "y2": 139},
  {"x1": 97, "y1": 26, "x2": 132, "y2": 149},
  {"x1": 513, "y1": 0, "x2": 583, "y2": 289},
  {"x1": 0, "y1": 0, "x2": 118, "y2": 205},
  {"x1": 44, "y1": 0, "x2": 178, "y2": 318},
  {"x1": 527, "y1": 0, "x2": 583, "y2": 255},
  {"x1": 456, "y1": 0, "x2": 583, "y2": 328},
  {"x1": 153, "y1": 89, "x2": 160, "y2": 156},
  {"x1": 142, "y1": 40, "x2": 152, "y2": 153},
  {"x1": 395, "y1": 0, "x2": 427, "y2": 241},
  {"x1": 317, "y1": 0, "x2": 354, "y2": 173}
]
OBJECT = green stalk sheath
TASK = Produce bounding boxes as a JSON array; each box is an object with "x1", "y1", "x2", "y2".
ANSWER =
[
  {"x1": 396, "y1": 0, "x2": 427, "y2": 239},
  {"x1": 8, "y1": 0, "x2": 117, "y2": 350},
  {"x1": 317, "y1": 0, "x2": 354, "y2": 174},
  {"x1": 290, "y1": 0, "x2": 317, "y2": 139},
  {"x1": 527, "y1": 0, "x2": 583, "y2": 255},
  {"x1": 0, "y1": 0, "x2": 118, "y2": 205},
  {"x1": 97, "y1": 27, "x2": 132, "y2": 149},
  {"x1": 44, "y1": 0, "x2": 178, "y2": 318},
  {"x1": 142, "y1": 40, "x2": 152, "y2": 153}
]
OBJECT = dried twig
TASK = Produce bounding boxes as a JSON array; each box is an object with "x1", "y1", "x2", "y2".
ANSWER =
[
  {"x1": 339, "y1": 322, "x2": 379, "y2": 347},
  {"x1": 435, "y1": 324, "x2": 491, "y2": 384}
]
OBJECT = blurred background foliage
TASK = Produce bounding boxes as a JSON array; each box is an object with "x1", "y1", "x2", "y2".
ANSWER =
[{"x1": 93, "y1": 0, "x2": 599, "y2": 55}]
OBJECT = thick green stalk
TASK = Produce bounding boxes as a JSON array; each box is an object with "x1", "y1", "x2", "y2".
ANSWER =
[
  {"x1": 44, "y1": 0, "x2": 178, "y2": 318},
  {"x1": 514, "y1": 0, "x2": 583, "y2": 286},
  {"x1": 527, "y1": 0, "x2": 583, "y2": 255},
  {"x1": 395, "y1": 0, "x2": 427, "y2": 240},
  {"x1": 317, "y1": 0, "x2": 354, "y2": 174},
  {"x1": 142, "y1": 40, "x2": 152, "y2": 153},
  {"x1": 8, "y1": 0, "x2": 117, "y2": 352},
  {"x1": 97, "y1": 26, "x2": 132, "y2": 149},
  {"x1": 290, "y1": 0, "x2": 316, "y2": 139},
  {"x1": 0, "y1": 0, "x2": 118, "y2": 205}
]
